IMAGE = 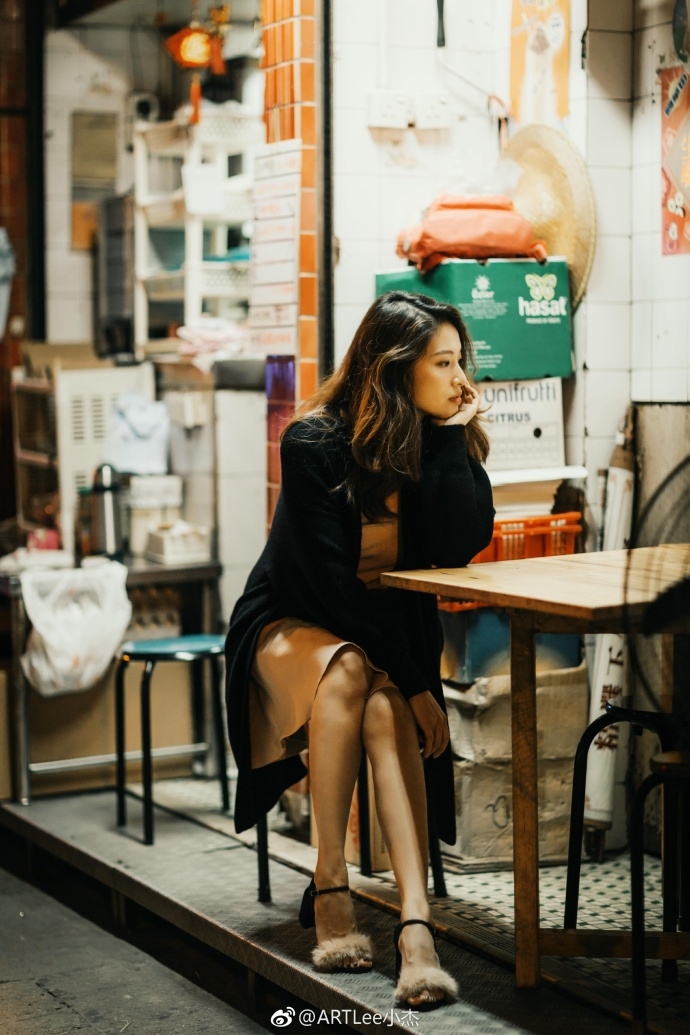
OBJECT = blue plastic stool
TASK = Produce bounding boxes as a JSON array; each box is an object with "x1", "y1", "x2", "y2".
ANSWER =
[{"x1": 115, "y1": 634, "x2": 230, "y2": 845}]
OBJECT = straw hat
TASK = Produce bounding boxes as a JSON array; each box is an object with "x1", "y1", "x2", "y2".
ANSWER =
[{"x1": 499, "y1": 124, "x2": 597, "y2": 309}]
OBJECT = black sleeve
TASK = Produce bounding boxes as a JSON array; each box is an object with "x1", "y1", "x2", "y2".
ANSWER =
[
  {"x1": 278, "y1": 425, "x2": 429, "y2": 699},
  {"x1": 420, "y1": 424, "x2": 495, "y2": 567}
]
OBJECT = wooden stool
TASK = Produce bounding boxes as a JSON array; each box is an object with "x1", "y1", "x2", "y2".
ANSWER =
[
  {"x1": 630, "y1": 750, "x2": 690, "y2": 1034},
  {"x1": 115, "y1": 634, "x2": 230, "y2": 845}
]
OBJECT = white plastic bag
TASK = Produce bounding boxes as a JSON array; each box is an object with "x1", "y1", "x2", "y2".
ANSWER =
[{"x1": 20, "y1": 562, "x2": 132, "y2": 696}]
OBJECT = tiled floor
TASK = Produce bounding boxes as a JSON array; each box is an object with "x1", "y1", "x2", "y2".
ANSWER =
[{"x1": 149, "y1": 777, "x2": 689, "y2": 1034}]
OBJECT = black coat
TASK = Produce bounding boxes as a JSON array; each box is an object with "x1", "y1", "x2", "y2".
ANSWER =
[{"x1": 224, "y1": 416, "x2": 495, "y2": 842}]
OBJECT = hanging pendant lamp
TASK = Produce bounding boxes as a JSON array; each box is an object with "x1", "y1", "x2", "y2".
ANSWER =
[{"x1": 164, "y1": 3, "x2": 231, "y2": 123}]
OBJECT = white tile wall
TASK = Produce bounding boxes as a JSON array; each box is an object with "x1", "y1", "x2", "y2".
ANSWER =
[
  {"x1": 651, "y1": 367, "x2": 689, "y2": 401},
  {"x1": 587, "y1": 99, "x2": 632, "y2": 167},
  {"x1": 590, "y1": 168, "x2": 631, "y2": 235},
  {"x1": 631, "y1": 301, "x2": 653, "y2": 367},
  {"x1": 586, "y1": 304, "x2": 632, "y2": 370},
  {"x1": 586, "y1": 31, "x2": 633, "y2": 102},
  {"x1": 589, "y1": 0, "x2": 634, "y2": 32},
  {"x1": 584, "y1": 370, "x2": 633, "y2": 439},
  {"x1": 651, "y1": 299, "x2": 690, "y2": 366},
  {"x1": 586, "y1": 236, "x2": 632, "y2": 303},
  {"x1": 634, "y1": 0, "x2": 676, "y2": 31}
]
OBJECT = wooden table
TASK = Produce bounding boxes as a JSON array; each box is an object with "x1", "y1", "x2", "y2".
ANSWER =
[{"x1": 382, "y1": 544, "x2": 690, "y2": 988}]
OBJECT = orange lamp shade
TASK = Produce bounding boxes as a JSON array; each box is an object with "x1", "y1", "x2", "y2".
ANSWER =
[{"x1": 164, "y1": 25, "x2": 212, "y2": 69}]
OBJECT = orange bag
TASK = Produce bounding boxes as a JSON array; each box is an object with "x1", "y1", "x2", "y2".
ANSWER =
[{"x1": 396, "y1": 194, "x2": 548, "y2": 272}]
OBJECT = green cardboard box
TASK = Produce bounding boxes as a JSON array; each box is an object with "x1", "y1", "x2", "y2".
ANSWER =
[{"x1": 375, "y1": 258, "x2": 573, "y2": 382}]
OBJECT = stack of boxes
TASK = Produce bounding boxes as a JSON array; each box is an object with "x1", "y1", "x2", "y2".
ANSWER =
[{"x1": 376, "y1": 257, "x2": 589, "y2": 863}]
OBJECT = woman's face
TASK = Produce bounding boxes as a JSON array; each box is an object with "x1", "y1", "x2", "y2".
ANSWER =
[{"x1": 410, "y1": 322, "x2": 469, "y2": 420}]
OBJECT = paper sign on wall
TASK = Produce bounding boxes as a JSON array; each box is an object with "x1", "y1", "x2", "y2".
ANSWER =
[
  {"x1": 510, "y1": 0, "x2": 570, "y2": 125},
  {"x1": 660, "y1": 66, "x2": 690, "y2": 254}
]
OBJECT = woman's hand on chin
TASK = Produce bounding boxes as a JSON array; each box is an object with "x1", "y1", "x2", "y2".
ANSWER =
[{"x1": 432, "y1": 384, "x2": 481, "y2": 427}]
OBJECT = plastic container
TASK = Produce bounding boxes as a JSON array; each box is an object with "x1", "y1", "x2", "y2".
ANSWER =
[{"x1": 439, "y1": 512, "x2": 582, "y2": 614}]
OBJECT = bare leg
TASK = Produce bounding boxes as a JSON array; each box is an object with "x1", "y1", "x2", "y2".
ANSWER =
[
  {"x1": 308, "y1": 647, "x2": 373, "y2": 968},
  {"x1": 363, "y1": 688, "x2": 457, "y2": 1005}
]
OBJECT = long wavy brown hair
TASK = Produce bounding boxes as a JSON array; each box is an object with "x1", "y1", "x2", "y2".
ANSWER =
[{"x1": 284, "y1": 291, "x2": 490, "y2": 519}]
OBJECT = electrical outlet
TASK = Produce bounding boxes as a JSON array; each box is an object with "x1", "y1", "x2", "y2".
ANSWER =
[
  {"x1": 414, "y1": 93, "x2": 453, "y2": 130},
  {"x1": 367, "y1": 89, "x2": 413, "y2": 129}
]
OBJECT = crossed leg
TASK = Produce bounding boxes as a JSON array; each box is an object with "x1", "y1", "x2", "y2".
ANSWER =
[
  {"x1": 362, "y1": 687, "x2": 456, "y2": 1007},
  {"x1": 308, "y1": 646, "x2": 373, "y2": 969}
]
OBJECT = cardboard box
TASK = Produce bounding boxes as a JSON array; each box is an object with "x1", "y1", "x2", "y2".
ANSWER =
[
  {"x1": 375, "y1": 258, "x2": 573, "y2": 382},
  {"x1": 444, "y1": 661, "x2": 588, "y2": 763},
  {"x1": 447, "y1": 756, "x2": 575, "y2": 862},
  {"x1": 310, "y1": 758, "x2": 392, "y2": 872},
  {"x1": 483, "y1": 377, "x2": 565, "y2": 471},
  {"x1": 439, "y1": 606, "x2": 581, "y2": 685}
]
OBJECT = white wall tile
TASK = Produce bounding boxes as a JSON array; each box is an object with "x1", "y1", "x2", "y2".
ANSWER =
[
  {"x1": 633, "y1": 24, "x2": 669, "y2": 99},
  {"x1": 333, "y1": 43, "x2": 378, "y2": 111},
  {"x1": 586, "y1": 31, "x2": 633, "y2": 101},
  {"x1": 45, "y1": 198, "x2": 71, "y2": 251},
  {"x1": 333, "y1": 108, "x2": 384, "y2": 177},
  {"x1": 587, "y1": 99, "x2": 632, "y2": 167},
  {"x1": 572, "y1": 299, "x2": 588, "y2": 369},
  {"x1": 585, "y1": 303, "x2": 632, "y2": 370},
  {"x1": 588, "y1": 0, "x2": 634, "y2": 31},
  {"x1": 333, "y1": 0, "x2": 382, "y2": 45},
  {"x1": 631, "y1": 301, "x2": 653, "y2": 367},
  {"x1": 632, "y1": 232, "x2": 654, "y2": 301},
  {"x1": 651, "y1": 299, "x2": 690, "y2": 366},
  {"x1": 564, "y1": 433, "x2": 586, "y2": 466},
  {"x1": 651, "y1": 367, "x2": 689, "y2": 401},
  {"x1": 590, "y1": 167, "x2": 631, "y2": 235},
  {"x1": 44, "y1": 150, "x2": 71, "y2": 202},
  {"x1": 334, "y1": 303, "x2": 365, "y2": 367},
  {"x1": 335, "y1": 175, "x2": 386, "y2": 243},
  {"x1": 219, "y1": 564, "x2": 254, "y2": 621},
  {"x1": 217, "y1": 477, "x2": 267, "y2": 565},
  {"x1": 634, "y1": 1, "x2": 676, "y2": 32},
  {"x1": 215, "y1": 390, "x2": 267, "y2": 477},
  {"x1": 586, "y1": 236, "x2": 631, "y2": 302},
  {"x1": 584, "y1": 370, "x2": 632, "y2": 437},
  {"x1": 632, "y1": 162, "x2": 657, "y2": 234},
  {"x1": 46, "y1": 248, "x2": 92, "y2": 296},
  {"x1": 564, "y1": 96, "x2": 588, "y2": 156},
  {"x1": 47, "y1": 296, "x2": 93, "y2": 343},
  {"x1": 335, "y1": 239, "x2": 383, "y2": 307},
  {"x1": 631, "y1": 368, "x2": 653, "y2": 400},
  {"x1": 376, "y1": 174, "x2": 433, "y2": 242},
  {"x1": 651, "y1": 248, "x2": 690, "y2": 300}
]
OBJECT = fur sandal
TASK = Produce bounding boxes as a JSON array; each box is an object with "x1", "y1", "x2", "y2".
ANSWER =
[
  {"x1": 393, "y1": 919, "x2": 458, "y2": 1009},
  {"x1": 299, "y1": 879, "x2": 373, "y2": 973}
]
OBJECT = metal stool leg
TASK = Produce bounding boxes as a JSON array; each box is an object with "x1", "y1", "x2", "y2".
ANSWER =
[
  {"x1": 631, "y1": 772, "x2": 664, "y2": 1035},
  {"x1": 257, "y1": 813, "x2": 271, "y2": 902},
  {"x1": 140, "y1": 660, "x2": 156, "y2": 845},
  {"x1": 357, "y1": 753, "x2": 372, "y2": 878},
  {"x1": 427, "y1": 802, "x2": 447, "y2": 898},
  {"x1": 209, "y1": 655, "x2": 230, "y2": 813},
  {"x1": 661, "y1": 779, "x2": 680, "y2": 983},
  {"x1": 565, "y1": 709, "x2": 680, "y2": 929},
  {"x1": 115, "y1": 658, "x2": 128, "y2": 828},
  {"x1": 564, "y1": 711, "x2": 617, "y2": 927}
]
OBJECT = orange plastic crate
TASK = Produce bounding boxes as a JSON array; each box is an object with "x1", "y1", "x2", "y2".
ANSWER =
[
  {"x1": 439, "y1": 512, "x2": 582, "y2": 612},
  {"x1": 473, "y1": 511, "x2": 582, "y2": 563}
]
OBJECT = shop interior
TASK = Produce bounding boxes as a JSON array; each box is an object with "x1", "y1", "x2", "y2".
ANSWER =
[{"x1": 0, "y1": 2, "x2": 689, "y2": 1033}]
